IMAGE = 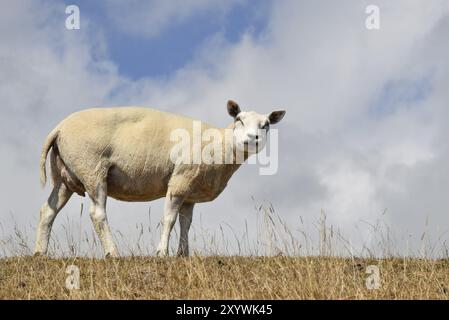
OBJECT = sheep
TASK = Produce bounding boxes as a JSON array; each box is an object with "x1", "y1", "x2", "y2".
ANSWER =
[{"x1": 34, "y1": 100, "x2": 286, "y2": 257}]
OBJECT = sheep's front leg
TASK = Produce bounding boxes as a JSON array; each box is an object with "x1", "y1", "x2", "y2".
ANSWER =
[
  {"x1": 177, "y1": 202, "x2": 194, "y2": 257},
  {"x1": 156, "y1": 193, "x2": 184, "y2": 257}
]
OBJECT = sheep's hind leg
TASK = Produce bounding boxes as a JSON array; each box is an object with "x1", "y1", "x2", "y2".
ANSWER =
[
  {"x1": 88, "y1": 181, "x2": 119, "y2": 258},
  {"x1": 156, "y1": 193, "x2": 184, "y2": 257},
  {"x1": 34, "y1": 182, "x2": 73, "y2": 255},
  {"x1": 177, "y1": 202, "x2": 194, "y2": 257}
]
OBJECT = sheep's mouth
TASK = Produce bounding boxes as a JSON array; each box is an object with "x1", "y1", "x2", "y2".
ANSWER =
[
  {"x1": 244, "y1": 141, "x2": 260, "y2": 152},
  {"x1": 244, "y1": 141, "x2": 257, "y2": 147}
]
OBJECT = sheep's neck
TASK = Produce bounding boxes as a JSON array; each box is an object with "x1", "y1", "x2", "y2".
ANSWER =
[{"x1": 220, "y1": 126, "x2": 250, "y2": 170}]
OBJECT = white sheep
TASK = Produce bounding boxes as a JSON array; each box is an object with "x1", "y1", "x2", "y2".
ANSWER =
[{"x1": 34, "y1": 100, "x2": 285, "y2": 257}]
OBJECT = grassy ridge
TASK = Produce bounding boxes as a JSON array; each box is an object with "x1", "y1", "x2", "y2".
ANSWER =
[{"x1": 1, "y1": 256, "x2": 449, "y2": 299}]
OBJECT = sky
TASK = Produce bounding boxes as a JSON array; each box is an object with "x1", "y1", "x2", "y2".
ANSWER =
[{"x1": 1, "y1": 0, "x2": 449, "y2": 257}]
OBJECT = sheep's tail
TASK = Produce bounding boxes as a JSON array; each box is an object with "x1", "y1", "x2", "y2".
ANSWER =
[{"x1": 40, "y1": 127, "x2": 59, "y2": 188}]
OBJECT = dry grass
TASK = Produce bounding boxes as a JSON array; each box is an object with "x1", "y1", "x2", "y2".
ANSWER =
[
  {"x1": 1, "y1": 255, "x2": 449, "y2": 299},
  {"x1": 2, "y1": 203, "x2": 449, "y2": 300}
]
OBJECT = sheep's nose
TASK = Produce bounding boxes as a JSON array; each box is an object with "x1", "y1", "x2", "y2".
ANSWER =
[{"x1": 248, "y1": 133, "x2": 259, "y2": 140}]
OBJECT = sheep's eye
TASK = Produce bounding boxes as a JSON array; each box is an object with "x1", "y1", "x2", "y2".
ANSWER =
[
  {"x1": 235, "y1": 118, "x2": 244, "y2": 125},
  {"x1": 262, "y1": 122, "x2": 270, "y2": 131}
]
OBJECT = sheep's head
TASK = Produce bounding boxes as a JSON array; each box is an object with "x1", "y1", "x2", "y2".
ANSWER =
[{"x1": 227, "y1": 100, "x2": 285, "y2": 154}]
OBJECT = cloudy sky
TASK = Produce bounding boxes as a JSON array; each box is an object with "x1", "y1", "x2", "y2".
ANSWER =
[{"x1": 1, "y1": 0, "x2": 449, "y2": 257}]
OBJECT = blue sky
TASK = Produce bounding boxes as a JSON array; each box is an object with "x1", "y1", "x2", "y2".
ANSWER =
[
  {"x1": 62, "y1": 0, "x2": 272, "y2": 79},
  {"x1": 368, "y1": 74, "x2": 434, "y2": 119}
]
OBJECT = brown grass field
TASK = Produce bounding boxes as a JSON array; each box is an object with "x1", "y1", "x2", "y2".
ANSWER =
[
  {"x1": 1, "y1": 206, "x2": 449, "y2": 300},
  {"x1": 1, "y1": 255, "x2": 449, "y2": 299}
]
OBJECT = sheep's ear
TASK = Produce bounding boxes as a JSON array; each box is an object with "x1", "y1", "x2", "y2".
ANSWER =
[
  {"x1": 227, "y1": 100, "x2": 241, "y2": 118},
  {"x1": 268, "y1": 110, "x2": 286, "y2": 124}
]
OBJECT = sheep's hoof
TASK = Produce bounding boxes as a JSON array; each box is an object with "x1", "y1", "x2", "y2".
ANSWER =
[
  {"x1": 176, "y1": 249, "x2": 189, "y2": 257},
  {"x1": 105, "y1": 252, "x2": 119, "y2": 259},
  {"x1": 156, "y1": 249, "x2": 168, "y2": 257},
  {"x1": 33, "y1": 251, "x2": 44, "y2": 257}
]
